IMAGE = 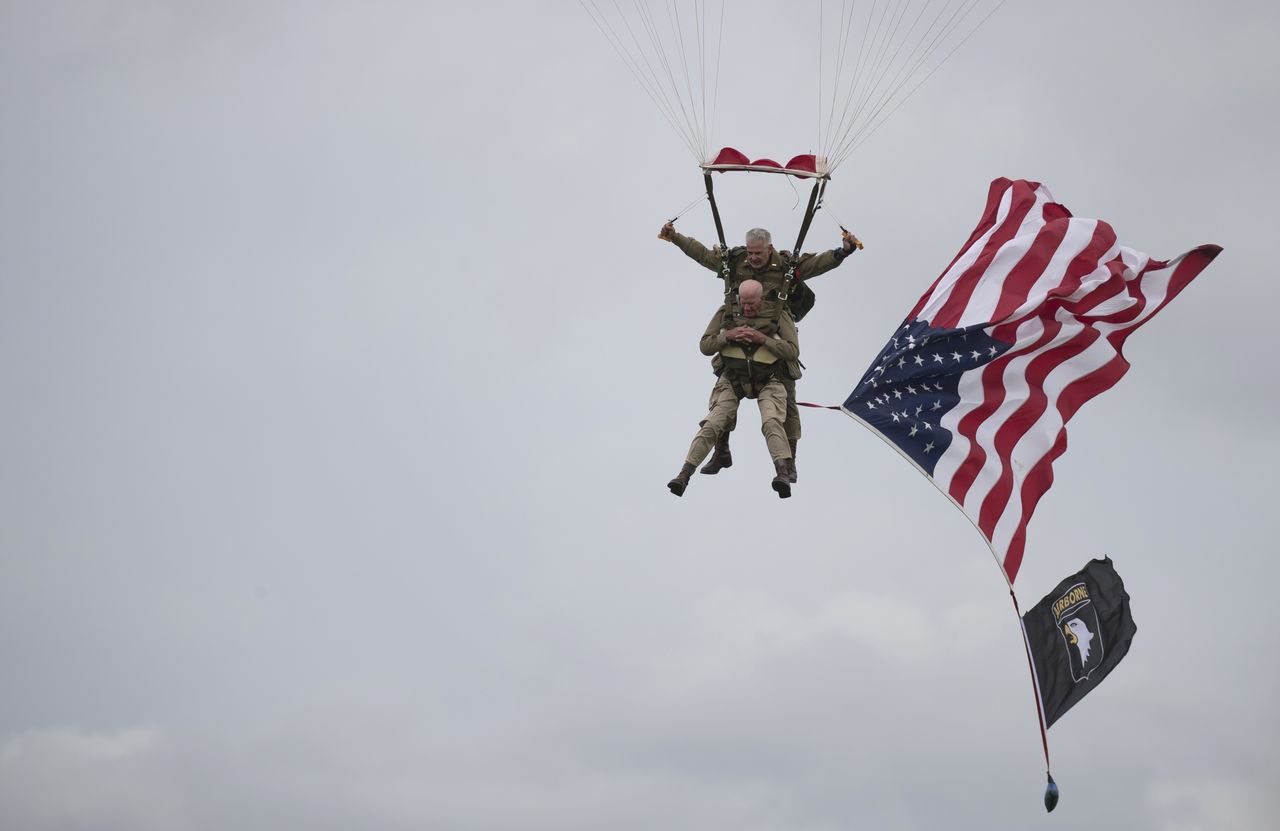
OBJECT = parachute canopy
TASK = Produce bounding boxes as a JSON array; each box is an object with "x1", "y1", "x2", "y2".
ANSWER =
[{"x1": 701, "y1": 147, "x2": 827, "y2": 179}]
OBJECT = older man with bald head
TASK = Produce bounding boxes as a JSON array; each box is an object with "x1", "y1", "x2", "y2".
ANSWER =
[{"x1": 668, "y1": 279, "x2": 799, "y2": 499}]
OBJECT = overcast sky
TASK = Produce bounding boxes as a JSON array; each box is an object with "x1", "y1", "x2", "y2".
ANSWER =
[{"x1": 2, "y1": 2, "x2": 1277, "y2": 829}]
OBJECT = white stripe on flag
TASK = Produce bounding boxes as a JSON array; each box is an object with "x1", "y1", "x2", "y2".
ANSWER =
[
  {"x1": 985, "y1": 316, "x2": 1128, "y2": 560},
  {"x1": 947, "y1": 193, "x2": 1059, "y2": 328},
  {"x1": 955, "y1": 317, "x2": 1046, "y2": 516},
  {"x1": 915, "y1": 185, "x2": 1017, "y2": 321}
]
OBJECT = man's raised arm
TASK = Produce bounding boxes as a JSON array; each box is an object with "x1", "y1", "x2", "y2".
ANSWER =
[
  {"x1": 660, "y1": 222, "x2": 723, "y2": 273},
  {"x1": 794, "y1": 231, "x2": 859, "y2": 281}
]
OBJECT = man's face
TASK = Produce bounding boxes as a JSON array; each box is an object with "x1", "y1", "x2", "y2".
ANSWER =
[
  {"x1": 745, "y1": 240, "x2": 771, "y2": 269},
  {"x1": 739, "y1": 292, "x2": 763, "y2": 317}
]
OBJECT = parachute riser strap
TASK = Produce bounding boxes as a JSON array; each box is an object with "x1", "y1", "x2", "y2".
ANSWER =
[
  {"x1": 719, "y1": 254, "x2": 735, "y2": 329},
  {"x1": 773, "y1": 262, "x2": 797, "y2": 327},
  {"x1": 775, "y1": 179, "x2": 826, "y2": 325},
  {"x1": 791, "y1": 179, "x2": 826, "y2": 258},
  {"x1": 705, "y1": 171, "x2": 737, "y2": 329},
  {"x1": 720, "y1": 249, "x2": 736, "y2": 328},
  {"x1": 704, "y1": 173, "x2": 727, "y2": 250}
]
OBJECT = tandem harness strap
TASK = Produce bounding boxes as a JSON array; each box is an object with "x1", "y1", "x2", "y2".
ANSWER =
[
  {"x1": 703, "y1": 172, "x2": 738, "y2": 329},
  {"x1": 722, "y1": 353, "x2": 782, "y2": 400},
  {"x1": 772, "y1": 177, "x2": 827, "y2": 326},
  {"x1": 703, "y1": 169, "x2": 831, "y2": 326}
]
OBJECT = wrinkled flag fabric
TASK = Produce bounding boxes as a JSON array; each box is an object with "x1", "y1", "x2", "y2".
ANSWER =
[
  {"x1": 1022, "y1": 557, "x2": 1136, "y2": 728},
  {"x1": 843, "y1": 178, "x2": 1220, "y2": 583}
]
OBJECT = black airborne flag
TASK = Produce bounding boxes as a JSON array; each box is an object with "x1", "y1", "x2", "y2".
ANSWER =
[{"x1": 1022, "y1": 557, "x2": 1137, "y2": 728}]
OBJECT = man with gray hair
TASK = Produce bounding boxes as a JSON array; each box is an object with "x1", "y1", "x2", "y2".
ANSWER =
[{"x1": 659, "y1": 220, "x2": 857, "y2": 484}]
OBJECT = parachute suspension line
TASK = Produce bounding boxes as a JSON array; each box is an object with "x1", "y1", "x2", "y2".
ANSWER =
[
  {"x1": 846, "y1": 0, "x2": 899, "y2": 127},
  {"x1": 824, "y1": 0, "x2": 882, "y2": 160},
  {"x1": 686, "y1": 0, "x2": 716, "y2": 160},
  {"x1": 704, "y1": 170, "x2": 733, "y2": 329},
  {"x1": 667, "y1": 191, "x2": 707, "y2": 223},
  {"x1": 688, "y1": 0, "x2": 720, "y2": 161},
  {"x1": 633, "y1": 2, "x2": 702, "y2": 157},
  {"x1": 826, "y1": 0, "x2": 902, "y2": 163},
  {"x1": 675, "y1": 0, "x2": 717, "y2": 159},
  {"x1": 821, "y1": 201, "x2": 863, "y2": 250},
  {"x1": 702, "y1": 172, "x2": 727, "y2": 249},
  {"x1": 828, "y1": 0, "x2": 1005, "y2": 169},
  {"x1": 784, "y1": 174, "x2": 801, "y2": 212},
  {"x1": 815, "y1": 0, "x2": 1004, "y2": 173},
  {"x1": 605, "y1": 0, "x2": 701, "y2": 156},
  {"x1": 819, "y1": 0, "x2": 862, "y2": 161},
  {"x1": 834, "y1": 0, "x2": 908, "y2": 159},
  {"x1": 580, "y1": 1, "x2": 729, "y2": 163},
  {"x1": 818, "y1": 1, "x2": 862, "y2": 163},
  {"x1": 639, "y1": 0, "x2": 710, "y2": 161},
  {"x1": 792, "y1": 178, "x2": 826, "y2": 256},
  {"x1": 693, "y1": 0, "x2": 721, "y2": 161},
  {"x1": 833, "y1": 0, "x2": 1007, "y2": 164},
  {"x1": 580, "y1": 0, "x2": 703, "y2": 161},
  {"x1": 710, "y1": 0, "x2": 724, "y2": 152},
  {"x1": 666, "y1": 0, "x2": 704, "y2": 159},
  {"x1": 835, "y1": 0, "x2": 978, "y2": 167},
  {"x1": 842, "y1": 0, "x2": 923, "y2": 148},
  {"x1": 695, "y1": 0, "x2": 706, "y2": 158},
  {"x1": 823, "y1": 201, "x2": 850, "y2": 235}
]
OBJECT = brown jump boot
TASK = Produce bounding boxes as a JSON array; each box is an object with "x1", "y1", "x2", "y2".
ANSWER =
[
  {"x1": 668, "y1": 462, "x2": 696, "y2": 497},
  {"x1": 771, "y1": 459, "x2": 792, "y2": 499},
  {"x1": 700, "y1": 433, "x2": 733, "y2": 474},
  {"x1": 786, "y1": 439, "x2": 798, "y2": 483}
]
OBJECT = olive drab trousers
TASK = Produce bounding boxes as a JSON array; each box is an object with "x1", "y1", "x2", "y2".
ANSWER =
[{"x1": 684, "y1": 375, "x2": 792, "y2": 466}]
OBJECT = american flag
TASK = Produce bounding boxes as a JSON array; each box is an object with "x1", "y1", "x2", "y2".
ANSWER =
[{"x1": 844, "y1": 178, "x2": 1221, "y2": 584}]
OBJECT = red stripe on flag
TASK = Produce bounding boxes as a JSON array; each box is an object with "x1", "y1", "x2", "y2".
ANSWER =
[
  {"x1": 975, "y1": 325, "x2": 1101, "y2": 548},
  {"x1": 946, "y1": 315, "x2": 1063, "y2": 505},
  {"x1": 1000, "y1": 426, "x2": 1067, "y2": 583},
  {"x1": 930, "y1": 180, "x2": 1043, "y2": 329},
  {"x1": 1053, "y1": 257, "x2": 1133, "y2": 323},
  {"x1": 909, "y1": 178, "x2": 1032, "y2": 320},
  {"x1": 1001, "y1": 351, "x2": 1131, "y2": 582},
  {"x1": 1166, "y1": 246, "x2": 1222, "y2": 298},
  {"x1": 1106, "y1": 245, "x2": 1221, "y2": 350},
  {"x1": 994, "y1": 221, "x2": 1119, "y2": 323},
  {"x1": 986, "y1": 218, "x2": 1070, "y2": 322}
]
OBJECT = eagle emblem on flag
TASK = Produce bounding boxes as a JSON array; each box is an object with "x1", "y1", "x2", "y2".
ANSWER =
[{"x1": 1051, "y1": 583, "x2": 1105, "y2": 682}]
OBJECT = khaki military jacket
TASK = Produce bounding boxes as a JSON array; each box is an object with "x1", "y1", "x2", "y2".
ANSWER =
[
  {"x1": 670, "y1": 231, "x2": 848, "y2": 299},
  {"x1": 699, "y1": 306, "x2": 802, "y2": 381}
]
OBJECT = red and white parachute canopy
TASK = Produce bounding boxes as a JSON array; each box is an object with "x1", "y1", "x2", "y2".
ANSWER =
[{"x1": 701, "y1": 147, "x2": 827, "y2": 179}]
